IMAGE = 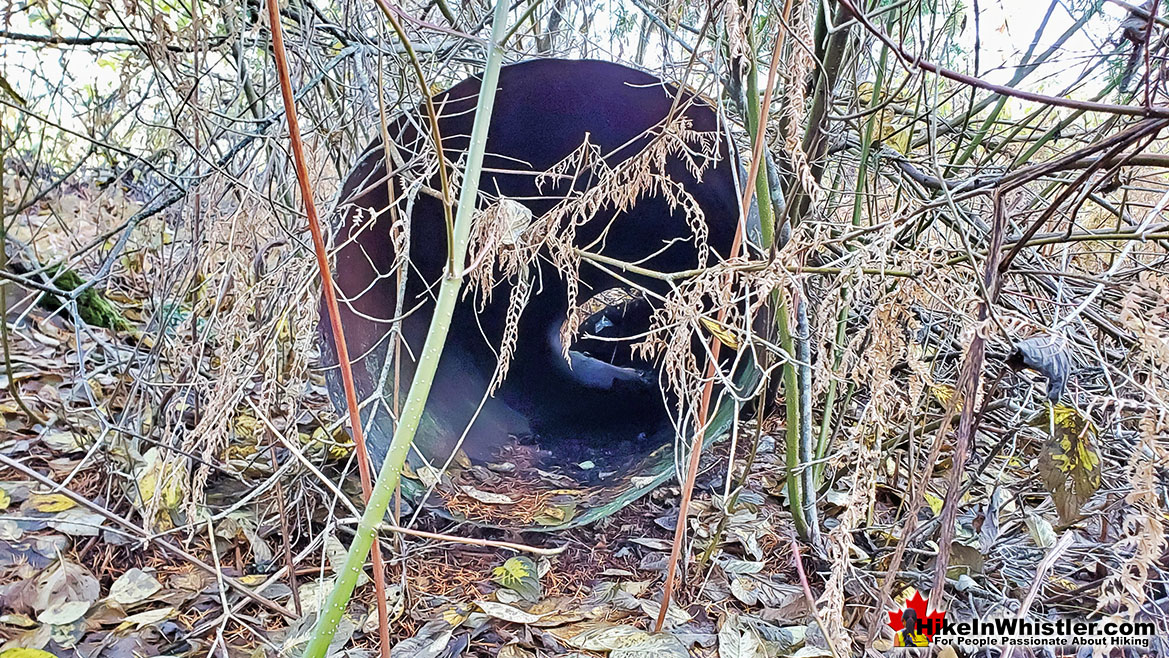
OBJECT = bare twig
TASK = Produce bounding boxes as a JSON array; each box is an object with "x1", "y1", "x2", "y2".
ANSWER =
[
  {"x1": 0, "y1": 453, "x2": 298, "y2": 620},
  {"x1": 837, "y1": 0, "x2": 1169, "y2": 118}
]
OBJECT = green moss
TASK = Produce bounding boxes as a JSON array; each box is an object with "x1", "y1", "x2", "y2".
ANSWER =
[{"x1": 39, "y1": 266, "x2": 131, "y2": 332}]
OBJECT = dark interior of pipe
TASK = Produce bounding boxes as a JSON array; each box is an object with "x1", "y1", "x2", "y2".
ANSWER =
[{"x1": 320, "y1": 59, "x2": 747, "y2": 485}]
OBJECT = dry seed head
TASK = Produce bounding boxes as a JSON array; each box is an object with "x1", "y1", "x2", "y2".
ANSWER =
[
  {"x1": 462, "y1": 116, "x2": 722, "y2": 382},
  {"x1": 782, "y1": 0, "x2": 822, "y2": 203}
]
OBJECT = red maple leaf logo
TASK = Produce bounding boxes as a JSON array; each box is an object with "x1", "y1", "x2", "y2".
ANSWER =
[{"x1": 887, "y1": 591, "x2": 947, "y2": 643}]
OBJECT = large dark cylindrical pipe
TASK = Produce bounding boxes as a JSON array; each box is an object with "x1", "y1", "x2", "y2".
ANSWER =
[{"x1": 320, "y1": 59, "x2": 748, "y2": 481}]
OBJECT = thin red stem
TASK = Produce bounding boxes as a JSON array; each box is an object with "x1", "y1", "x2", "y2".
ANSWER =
[
  {"x1": 738, "y1": 0, "x2": 792, "y2": 226},
  {"x1": 655, "y1": 11, "x2": 792, "y2": 631},
  {"x1": 266, "y1": 2, "x2": 392, "y2": 655},
  {"x1": 791, "y1": 537, "x2": 841, "y2": 658}
]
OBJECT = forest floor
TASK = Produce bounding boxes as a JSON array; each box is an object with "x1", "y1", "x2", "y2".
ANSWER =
[
  {"x1": 0, "y1": 311, "x2": 827, "y2": 658},
  {"x1": 3, "y1": 285, "x2": 1156, "y2": 658},
  {"x1": 2, "y1": 152, "x2": 1167, "y2": 658}
]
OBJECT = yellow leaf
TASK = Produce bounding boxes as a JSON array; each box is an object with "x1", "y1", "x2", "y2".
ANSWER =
[
  {"x1": 328, "y1": 436, "x2": 354, "y2": 460},
  {"x1": 1038, "y1": 404, "x2": 1101, "y2": 523},
  {"x1": 233, "y1": 414, "x2": 260, "y2": 441},
  {"x1": 302, "y1": 427, "x2": 353, "y2": 461},
  {"x1": 857, "y1": 81, "x2": 875, "y2": 105},
  {"x1": 0, "y1": 649, "x2": 61, "y2": 658},
  {"x1": 872, "y1": 109, "x2": 911, "y2": 154},
  {"x1": 454, "y1": 450, "x2": 473, "y2": 470},
  {"x1": 238, "y1": 574, "x2": 268, "y2": 586},
  {"x1": 135, "y1": 448, "x2": 186, "y2": 512},
  {"x1": 401, "y1": 461, "x2": 419, "y2": 480},
  {"x1": 442, "y1": 607, "x2": 469, "y2": 627},
  {"x1": 923, "y1": 491, "x2": 944, "y2": 516},
  {"x1": 1050, "y1": 403, "x2": 1091, "y2": 432},
  {"x1": 875, "y1": 109, "x2": 896, "y2": 141},
  {"x1": 223, "y1": 444, "x2": 258, "y2": 460},
  {"x1": 276, "y1": 315, "x2": 292, "y2": 343},
  {"x1": 29, "y1": 493, "x2": 77, "y2": 513},
  {"x1": 699, "y1": 317, "x2": 740, "y2": 350},
  {"x1": 0, "y1": 488, "x2": 10, "y2": 511},
  {"x1": 493, "y1": 556, "x2": 535, "y2": 584},
  {"x1": 134, "y1": 331, "x2": 156, "y2": 349},
  {"x1": 492, "y1": 556, "x2": 542, "y2": 601},
  {"x1": 533, "y1": 503, "x2": 576, "y2": 526},
  {"x1": 888, "y1": 129, "x2": 911, "y2": 155},
  {"x1": 929, "y1": 384, "x2": 961, "y2": 410}
]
